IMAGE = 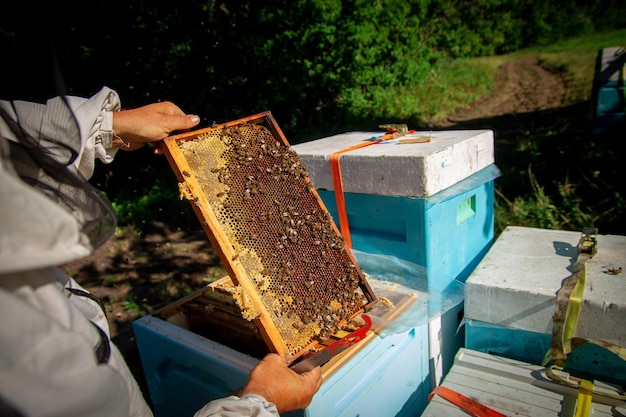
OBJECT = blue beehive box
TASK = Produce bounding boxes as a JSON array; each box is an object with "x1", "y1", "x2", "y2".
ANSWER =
[
  {"x1": 133, "y1": 252, "x2": 454, "y2": 417},
  {"x1": 134, "y1": 314, "x2": 428, "y2": 417},
  {"x1": 315, "y1": 166, "x2": 497, "y2": 287},
  {"x1": 292, "y1": 130, "x2": 498, "y2": 288},
  {"x1": 591, "y1": 46, "x2": 625, "y2": 134},
  {"x1": 464, "y1": 226, "x2": 626, "y2": 385},
  {"x1": 315, "y1": 170, "x2": 497, "y2": 388}
]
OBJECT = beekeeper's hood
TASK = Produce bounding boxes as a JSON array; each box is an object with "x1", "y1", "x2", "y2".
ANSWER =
[{"x1": 0, "y1": 95, "x2": 116, "y2": 274}]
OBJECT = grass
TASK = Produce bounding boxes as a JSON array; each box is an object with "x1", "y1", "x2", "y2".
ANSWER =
[
  {"x1": 396, "y1": 29, "x2": 625, "y2": 236},
  {"x1": 403, "y1": 58, "x2": 498, "y2": 122},
  {"x1": 123, "y1": 294, "x2": 145, "y2": 313},
  {"x1": 527, "y1": 30, "x2": 626, "y2": 104},
  {"x1": 103, "y1": 275, "x2": 118, "y2": 287},
  {"x1": 385, "y1": 29, "x2": 626, "y2": 123}
]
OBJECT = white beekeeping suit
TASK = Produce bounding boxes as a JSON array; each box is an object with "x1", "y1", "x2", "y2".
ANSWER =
[{"x1": 0, "y1": 87, "x2": 279, "y2": 417}]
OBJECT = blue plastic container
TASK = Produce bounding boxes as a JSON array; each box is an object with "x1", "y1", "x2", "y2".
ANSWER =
[
  {"x1": 315, "y1": 166, "x2": 498, "y2": 390},
  {"x1": 317, "y1": 165, "x2": 498, "y2": 288}
]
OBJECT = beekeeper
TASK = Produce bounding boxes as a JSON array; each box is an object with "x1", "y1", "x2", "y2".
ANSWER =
[{"x1": 0, "y1": 87, "x2": 322, "y2": 417}]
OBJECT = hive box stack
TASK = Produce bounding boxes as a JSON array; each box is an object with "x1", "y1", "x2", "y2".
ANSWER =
[
  {"x1": 293, "y1": 129, "x2": 498, "y2": 385},
  {"x1": 465, "y1": 226, "x2": 626, "y2": 385},
  {"x1": 292, "y1": 129, "x2": 497, "y2": 286},
  {"x1": 422, "y1": 348, "x2": 625, "y2": 417}
]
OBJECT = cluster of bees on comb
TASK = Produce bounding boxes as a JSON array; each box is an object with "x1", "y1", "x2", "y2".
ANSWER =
[{"x1": 182, "y1": 122, "x2": 372, "y2": 353}]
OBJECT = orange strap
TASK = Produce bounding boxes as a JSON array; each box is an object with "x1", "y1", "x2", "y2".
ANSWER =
[
  {"x1": 428, "y1": 386, "x2": 508, "y2": 417},
  {"x1": 330, "y1": 141, "x2": 374, "y2": 248},
  {"x1": 330, "y1": 138, "x2": 388, "y2": 248},
  {"x1": 329, "y1": 130, "x2": 416, "y2": 247}
]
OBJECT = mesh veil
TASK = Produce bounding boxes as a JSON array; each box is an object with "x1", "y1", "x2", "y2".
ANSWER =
[{"x1": 0, "y1": 22, "x2": 116, "y2": 255}]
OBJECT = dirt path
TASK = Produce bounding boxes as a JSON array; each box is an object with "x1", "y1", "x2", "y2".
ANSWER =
[{"x1": 439, "y1": 58, "x2": 567, "y2": 125}]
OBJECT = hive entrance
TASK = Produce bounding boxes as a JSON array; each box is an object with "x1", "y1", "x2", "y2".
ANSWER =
[{"x1": 161, "y1": 112, "x2": 376, "y2": 363}]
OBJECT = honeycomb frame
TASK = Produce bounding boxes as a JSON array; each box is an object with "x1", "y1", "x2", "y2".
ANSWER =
[{"x1": 161, "y1": 111, "x2": 376, "y2": 364}]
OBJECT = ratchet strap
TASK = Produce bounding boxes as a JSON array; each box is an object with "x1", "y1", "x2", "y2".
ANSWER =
[
  {"x1": 574, "y1": 379, "x2": 594, "y2": 417},
  {"x1": 428, "y1": 386, "x2": 508, "y2": 417},
  {"x1": 330, "y1": 139, "x2": 383, "y2": 248},
  {"x1": 544, "y1": 227, "x2": 598, "y2": 368},
  {"x1": 546, "y1": 250, "x2": 590, "y2": 369},
  {"x1": 544, "y1": 227, "x2": 626, "y2": 407}
]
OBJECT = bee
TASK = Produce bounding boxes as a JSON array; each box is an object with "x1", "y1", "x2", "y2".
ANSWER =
[{"x1": 182, "y1": 170, "x2": 191, "y2": 177}]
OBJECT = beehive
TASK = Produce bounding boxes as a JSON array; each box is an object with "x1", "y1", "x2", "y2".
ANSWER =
[
  {"x1": 160, "y1": 112, "x2": 377, "y2": 363},
  {"x1": 465, "y1": 226, "x2": 626, "y2": 384}
]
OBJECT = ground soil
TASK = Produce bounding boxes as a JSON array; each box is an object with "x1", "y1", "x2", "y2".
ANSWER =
[
  {"x1": 61, "y1": 56, "x2": 568, "y2": 403},
  {"x1": 442, "y1": 58, "x2": 567, "y2": 123},
  {"x1": 61, "y1": 224, "x2": 224, "y2": 401}
]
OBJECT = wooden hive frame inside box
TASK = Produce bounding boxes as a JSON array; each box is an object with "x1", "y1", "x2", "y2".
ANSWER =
[
  {"x1": 154, "y1": 274, "x2": 418, "y2": 378},
  {"x1": 160, "y1": 111, "x2": 377, "y2": 364}
]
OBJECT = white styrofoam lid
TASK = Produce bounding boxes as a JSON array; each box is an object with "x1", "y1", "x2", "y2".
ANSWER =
[
  {"x1": 465, "y1": 226, "x2": 626, "y2": 345},
  {"x1": 595, "y1": 47, "x2": 626, "y2": 83},
  {"x1": 293, "y1": 130, "x2": 494, "y2": 197}
]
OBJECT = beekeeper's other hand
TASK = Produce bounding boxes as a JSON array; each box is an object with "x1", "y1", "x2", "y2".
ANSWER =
[
  {"x1": 112, "y1": 101, "x2": 200, "y2": 151},
  {"x1": 240, "y1": 353, "x2": 323, "y2": 413}
]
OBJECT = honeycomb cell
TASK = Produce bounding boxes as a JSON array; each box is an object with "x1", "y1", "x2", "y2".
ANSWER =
[{"x1": 164, "y1": 115, "x2": 376, "y2": 358}]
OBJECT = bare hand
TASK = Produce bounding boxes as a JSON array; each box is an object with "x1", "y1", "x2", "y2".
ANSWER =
[
  {"x1": 240, "y1": 353, "x2": 323, "y2": 413},
  {"x1": 112, "y1": 101, "x2": 200, "y2": 151}
]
